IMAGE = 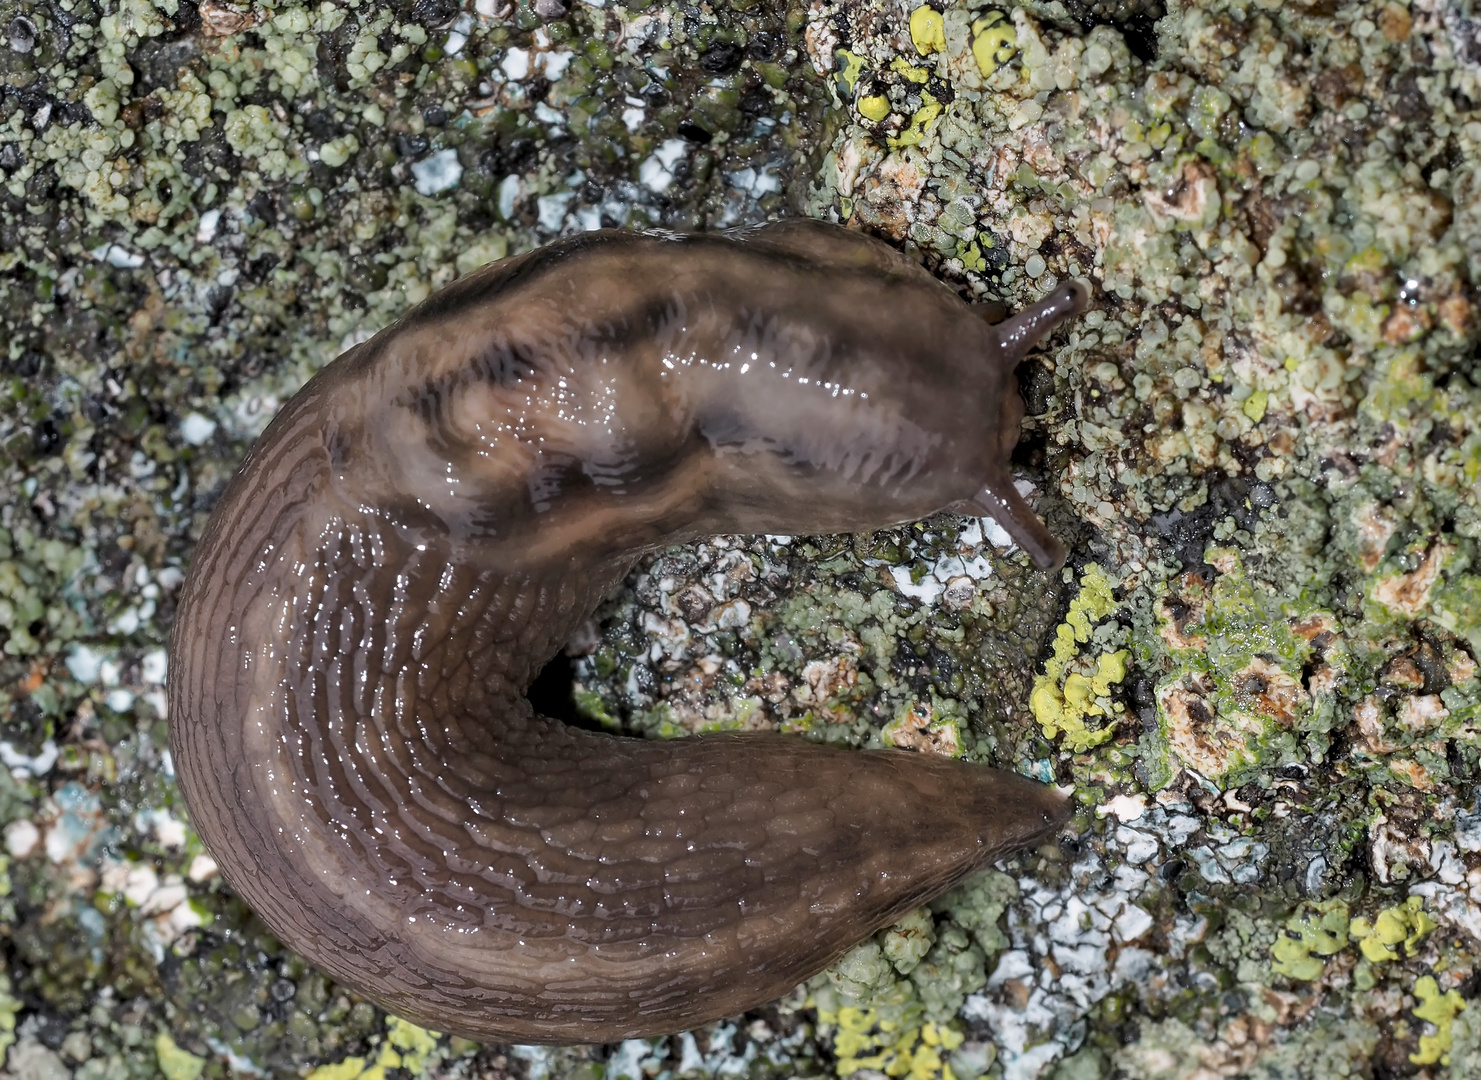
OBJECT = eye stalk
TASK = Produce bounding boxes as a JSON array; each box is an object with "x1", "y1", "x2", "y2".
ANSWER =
[
  {"x1": 989, "y1": 280, "x2": 1091, "y2": 372},
  {"x1": 969, "y1": 279, "x2": 1091, "y2": 571}
]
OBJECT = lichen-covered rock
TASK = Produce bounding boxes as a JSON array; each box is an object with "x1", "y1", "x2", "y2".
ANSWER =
[{"x1": 2, "y1": 0, "x2": 1480, "y2": 1075}]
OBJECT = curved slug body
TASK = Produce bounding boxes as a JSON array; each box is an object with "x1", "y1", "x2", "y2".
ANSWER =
[{"x1": 169, "y1": 221, "x2": 1084, "y2": 1044}]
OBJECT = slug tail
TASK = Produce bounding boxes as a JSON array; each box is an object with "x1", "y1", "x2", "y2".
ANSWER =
[{"x1": 989, "y1": 279, "x2": 1090, "y2": 370}]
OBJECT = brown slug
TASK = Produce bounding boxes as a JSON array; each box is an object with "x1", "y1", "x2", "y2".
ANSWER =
[{"x1": 169, "y1": 220, "x2": 1085, "y2": 1044}]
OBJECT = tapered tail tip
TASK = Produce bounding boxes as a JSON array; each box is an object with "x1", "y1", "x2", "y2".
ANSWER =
[{"x1": 976, "y1": 769, "x2": 1076, "y2": 856}]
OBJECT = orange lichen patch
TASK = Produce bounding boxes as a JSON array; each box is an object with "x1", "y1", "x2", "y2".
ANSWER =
[
  {"x1": 1352, "y1": 696, "x2": 1397, "y2": 754},
  {"x1": 744, "y1": 670, "x2": 791, "y2": 706},
  {"x1": 1397, "y1": 694, "x2": 1450, "y2": 733},
  {"x1": 941, "y1": 575, "x2": 978, "y2": 609},
  {"x1": 1382, "y1": 305, "x2": 1432, "y2": 345},
  {"x1": 1371, "y1": 426, "x2": 1405, "y2": 469},
  {"x1": 1352, "y1": 501, "x2": 1398, "y2": 571},
  {"x1": 1143, "y1": 158, "x2": 1218, "y2": 226},
  {"x1": 16, "y1": 659, "x2": 48, "y2": 696},
  {"x1": 851, "y1": 154, "x2": 927, "y2": 240},
  {"x1": 199, "y1": 0, "x2": 261, "y2": 37},
  {"x1": 1206, "y1": 548, "x2": 1241, "y2": 575},
  {"x1": 1157, "y1": 573, "x2": 1210, "y2": 651},
  {"x1": 803, "y1": 18, "x2": 840, "y2": 76},
  {"x1": 672, "y1": 584, "x2": 715, "y2": 623},
  {"x1": 1437, "y1": 293, "x2": 1473, "y2": 336},
  {"x1": 1160, "y1": 676, "x2": 1262, "y2": 778},
  {"x1": 666, "y1": 693, "x2": 773, "y2": 733},
  {"x1": 1158, "y1": 598, "x2": 1207, "y2": 651},
  {"x1": 1232, "y1": 657, "x2": 1308, "y2": 727},
  {"x1": 1388, "y1": 758, "x2": 1435, "y2": 791},
  {"x1": 1308, "y1": 662, "x2": 1342, "y2": 696},
  {"x1": 1381, "y1": 656, "x2": 1425, "y2": 689},
  {"x1": 1019, "y1": 125, "x2": 1062, "y2": 178},
  {"x1": 792, "y1": 655, "x2": 860, "y2": 721},
  {"x1": 1290, "y1": 613, "x2": 1338, "y2": 647},
  {"x1": 886, "y1": 701, "x2": 961, "y2": 756},
  {"x1": 1372, "y1": 544, "x2": 1453, "y2": 617},
  {"x1": 1378, "y1": 1, "x2": 1412, "y2": 41}
]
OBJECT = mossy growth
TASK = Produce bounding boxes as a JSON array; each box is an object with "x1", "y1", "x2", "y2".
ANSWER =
[{"x1": 1153, "y1": 548, "x2": 1349, "y2": 784}]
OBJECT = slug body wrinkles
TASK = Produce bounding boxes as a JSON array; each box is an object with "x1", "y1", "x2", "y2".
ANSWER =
[{"x1": 169, "y1": 221, "x2": 1085, "y2": 1043}]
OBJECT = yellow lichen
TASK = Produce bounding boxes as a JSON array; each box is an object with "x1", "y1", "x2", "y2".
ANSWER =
[
  {"x1": 1349, "y1": 896, "x2": 1436, "y2": 963},
  {"x1": 1030, "y1": 565, "x2": 1128, "y2": 752},
  {"x1": 889, "y1": 97, "x2": 944, "y2": 148},
  {"x1": 305, "y1": 1017, "x2": 442, "y2": 1080},
  {"x1": 835, "y1": 49, "x2": 868, "y2": 95},
  {"x1": 819, "y1": 1007, "x2": 965, "y2": 1079},
  {"x1": 0, "y1": 974, "x2": 18, "y2": 1066},
  {"x1": 155, "y1": 1034, "x2": 206, "y2": 1080},
  {"x1": 1270, "y1": 899, "x2": 1349, "y2": 981},
  {"x1": 970, "y1": 11, "x2": 1016, "y2": 77},
  {"x1": 909, "y1": 7, "x2": 945, "y2": 56},
  {"x1": 890, "y1": 57, "x2": 931, "y2": 84},
  {"x1": 1411, "y1": 975, "x2": 1466, "y2": 1066},
  {"x1": 858, "y1": 95, "x2": 891, "y2": 122},
  {"x1": 306, "y1": 1060, "x2": 367, "y2": 1080}
]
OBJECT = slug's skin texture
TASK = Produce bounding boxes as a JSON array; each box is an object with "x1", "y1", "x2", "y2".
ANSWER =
[{"x1": 169, "y1": 220, "x2": 1085, "y2": 1044}]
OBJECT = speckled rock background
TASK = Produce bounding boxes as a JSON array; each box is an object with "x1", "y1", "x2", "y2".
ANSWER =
[{"x1": 1, "y1": 0, "x2": 1480, "y2": 1076}]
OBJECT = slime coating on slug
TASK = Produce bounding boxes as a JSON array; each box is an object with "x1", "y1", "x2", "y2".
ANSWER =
[{"x1": 169, "y1": 220, "x2": 1084, "y2": 1043}]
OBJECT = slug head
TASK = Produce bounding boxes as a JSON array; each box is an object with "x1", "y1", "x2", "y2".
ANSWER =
[
  {"x1": 964, "y1": 278, "x2": 1090, "y2": 571},
  {"x1": 657, "y1": 227, "x2": 1091, "y2": 569}
]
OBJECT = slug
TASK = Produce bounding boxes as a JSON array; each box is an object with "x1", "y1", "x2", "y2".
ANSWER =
[{"x1": 169, "y1": 220, "x2": 1086, "y2": 1044}]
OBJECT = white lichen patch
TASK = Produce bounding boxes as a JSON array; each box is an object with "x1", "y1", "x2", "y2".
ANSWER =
[{"x1": 887, "y1": 515, "x2": 1014, "y2": 608}]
